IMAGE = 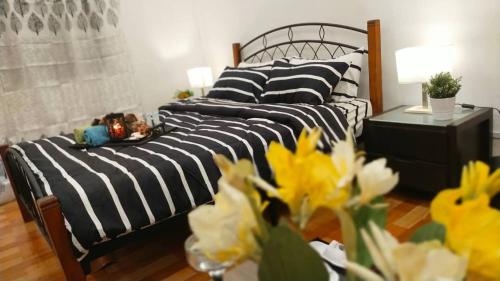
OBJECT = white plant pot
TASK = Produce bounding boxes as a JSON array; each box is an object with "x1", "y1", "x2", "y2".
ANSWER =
[{"x1": 430, "y1": 97, "x2": 456, "y2": 120}]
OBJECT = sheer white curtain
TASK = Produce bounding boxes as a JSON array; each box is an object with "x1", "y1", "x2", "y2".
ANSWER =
[{"x1": 0, "y1": 0, "x2": 139, "y2": 143}]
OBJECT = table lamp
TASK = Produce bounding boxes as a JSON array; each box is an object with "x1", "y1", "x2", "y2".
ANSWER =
[
  {"x1": 187, "y1": 67, "x2": 214, "y2": 97},
  {"x1": 395, "y1": 45, "x2": 454, "y2": 113}
]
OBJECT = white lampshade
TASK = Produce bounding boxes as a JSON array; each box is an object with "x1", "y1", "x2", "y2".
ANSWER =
[
  {"x1": 187, "y1": 67, "x2": 214, "y2": 88},
  {"x1": 396, "y1": 45, "x2": 455, "y2": 84}
]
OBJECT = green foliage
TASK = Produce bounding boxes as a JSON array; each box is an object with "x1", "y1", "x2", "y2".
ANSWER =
[
  {"x1": 351, "y1": 196, "x2": 388, "y2": 267},
  {"x1": 410, "y1": 222, "x2": 446, "y2": 243},
  {"x1": 174, "y1": 89, "x2": 194, "y2": 100},
  {"x1": 258, "y1": 221, "x2": 328, "y2": 281},
  {"x1": 424, "y1": 72, "x2": 462, "y2": 99}
]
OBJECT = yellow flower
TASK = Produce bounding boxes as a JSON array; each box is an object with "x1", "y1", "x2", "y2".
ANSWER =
[
  {"x1": 264, "y1": 128, "x2": 348, "y2": 228},
  {"x1": 213, "y1": 154, "x2": 269, "y2": 213},
  {"x1": 431, "y1": 189, "x2": 500, "y2": 280},
  {"x1": 296, "y1": 126, "x2": 323, "y2": 157},
  {"x1": 357, "y1": 159, "x2": 399, "y2": 205},
  {"x1": 188, "y1": 180, "x2": 262, "y2": 263},
  {"x1": 459, "y1": 161, "x2": 500, "y2": 200},
  {"x1": 213, "y1": 154, "x2": 255, "y2": 193}
]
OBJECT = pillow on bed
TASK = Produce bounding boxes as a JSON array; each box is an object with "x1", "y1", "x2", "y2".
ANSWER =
[
  {"x1": 289, "y1": 47, "x2": 365, "y2": 101},
  {"x1": 207, "y1": 67, "x2": 270, "y2": 103},
  {"x1": 238, "y1": 61, "x2": 274, "y2": 69},
  {"x1": 259, "y1": 60, "x2": 350, "y2": 105},
  {"x1": 238, "y1": 58, "x2": 291, "y2": 70}
]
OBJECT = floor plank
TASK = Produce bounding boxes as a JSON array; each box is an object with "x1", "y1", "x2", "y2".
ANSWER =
[{"x1": 0, "y1": 190, "x2": 431, "y2": 281}]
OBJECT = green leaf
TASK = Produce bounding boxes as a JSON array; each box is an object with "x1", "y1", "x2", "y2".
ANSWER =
[
  {"x1": 425, "y1": 72, "x2": 462, "y2": 99},
  {"x1": 258, "y1": 222, "x2": 328, "y2": 281},
  {"x1": 410, "y1": 222, "x2": 446, "y2": 243},
  {"x1": 352, "y1": 196, "x2": 387, "y2": 267}
]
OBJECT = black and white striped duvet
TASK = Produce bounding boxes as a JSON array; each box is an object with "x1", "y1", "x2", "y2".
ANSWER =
[{"x1": 12, "y1": 98, "x2": 349, "y2": 260}]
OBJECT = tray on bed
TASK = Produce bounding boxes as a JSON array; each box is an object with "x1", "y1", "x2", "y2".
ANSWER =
[{"x1": 69, "y1": 125, "x2": 177, "y2": 149}]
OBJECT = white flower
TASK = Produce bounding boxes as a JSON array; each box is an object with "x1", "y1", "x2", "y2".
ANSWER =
[
  {"x1": 331, "y1": 128, "x2": 364, "y2": 189},
  {"x1": 188, "y1": 179, "x2": 261, "y2": 262},
  {"x1": 346, "y1": 221, "x2": 467, "y2": 281},
  {"x1": 394, "y1": 242, "x2": 468, "y2": 281},
  {"x1": 357, "y1": 158, "x2": 398, "y2": 204}
]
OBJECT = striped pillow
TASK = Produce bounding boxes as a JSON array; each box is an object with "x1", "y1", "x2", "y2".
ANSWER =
[
  {"x1": 289, "y1": 47, "x2": 365, "y2": 101},
  {"x1": 260, "y1": 60, "x2": 350, "y2": 105},
  {"x1": 207, "y1": 67, "x2": 270, "y2": 103}
]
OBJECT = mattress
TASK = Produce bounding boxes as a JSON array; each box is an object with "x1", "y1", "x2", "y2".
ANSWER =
[
  {"x1": 328, "y1": 98, "x2": 372, "y2": 137},
  {"x1": 11, "y1": 98, "x2": 350, "y2": 260}
]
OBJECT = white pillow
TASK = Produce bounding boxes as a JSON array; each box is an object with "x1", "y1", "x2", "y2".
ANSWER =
[
  {"x1": 238, "y1": 61, "x2": 275, "y2": 71},
  {"x1": 289, "y1": 47, "x2": 365, "y2": 101},
  {"x1": 238, "y1": 60, "x2": 274, "y2": 68},
  {"x1": 238, "y1": 57, "x2": 294, "y2": 70}
]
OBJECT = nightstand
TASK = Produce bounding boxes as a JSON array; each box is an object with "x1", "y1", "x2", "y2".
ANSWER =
[{"x1": 363, "y1": 105, "x2": 493, "y2": 192}]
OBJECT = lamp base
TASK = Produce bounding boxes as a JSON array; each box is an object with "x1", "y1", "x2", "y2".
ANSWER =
[{"x1": 404, "y1": 105, "x2": 432, "y2": 114}]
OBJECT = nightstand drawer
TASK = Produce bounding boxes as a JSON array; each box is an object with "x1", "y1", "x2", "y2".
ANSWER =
[
  {"x1": 365, "y1": 124, "x2": 448, "y2": 164},
  {"x1": 370, "y1": 153, "x2": 449, "y2": 191}
]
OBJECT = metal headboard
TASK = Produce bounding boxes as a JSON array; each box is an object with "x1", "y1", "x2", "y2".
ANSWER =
[
  {"x1": 232, "y1": 20, "x2": 384, "y2": 114},
  {"x1": 239, "y1": 22, "x2": 368, "y2": 63}
]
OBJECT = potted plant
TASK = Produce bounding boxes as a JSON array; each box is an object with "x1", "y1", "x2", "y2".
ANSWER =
[{"x1": 425, "y1": 72, "x2": 462, "y2": 120}]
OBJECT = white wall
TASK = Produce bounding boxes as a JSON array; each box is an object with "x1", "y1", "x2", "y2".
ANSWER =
[
  {"x1": 120, "y1": 0, "x2": 205, "y2": 112},
  {"x1": 121, "y1": 0, "x2": 500, "y2": 135}
]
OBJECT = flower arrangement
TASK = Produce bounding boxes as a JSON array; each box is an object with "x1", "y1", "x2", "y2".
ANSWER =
[
  {"x1": 187, "y1": 128, "x2": 500, "y2": 281},
  {"x1": 174, "y1": 89, "x2": 194, "y2": 100}
]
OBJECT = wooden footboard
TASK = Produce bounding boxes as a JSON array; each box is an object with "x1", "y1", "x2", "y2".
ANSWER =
[{"x1": 38, "y1": 196, "x2": 86, "y2": 281}]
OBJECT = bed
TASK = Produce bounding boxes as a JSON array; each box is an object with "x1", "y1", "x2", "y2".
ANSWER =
[{"x1": 0, "y1": 20, "x2": 383, "y2": 281}]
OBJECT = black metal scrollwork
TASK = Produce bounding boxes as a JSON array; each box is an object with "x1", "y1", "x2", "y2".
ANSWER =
[{"x1": 241, "y1": 22, "x2": 368, "y2": 63}]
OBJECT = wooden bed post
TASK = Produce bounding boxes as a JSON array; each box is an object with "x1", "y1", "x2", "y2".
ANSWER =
[
  {"x1": 367, "y1": 19, "x2": 383, "y2": 114},
  {"x1": 38, "y1": 196, "x2": 86, "y2": 281},
  {"x1": 232, "y1": 43, "x2": 241, "y2": 67},
  {"x1": 0, "y1": 145, "x2": 33, "y2": 222}
]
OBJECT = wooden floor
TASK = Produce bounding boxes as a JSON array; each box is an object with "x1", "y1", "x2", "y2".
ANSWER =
[{"x1": 0, "y1": 190, "x2": 432, "y2": 281}]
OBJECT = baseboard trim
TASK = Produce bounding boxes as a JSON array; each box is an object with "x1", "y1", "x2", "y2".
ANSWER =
[{"x1": 494, "y1": 132, "x2": 500, "y2": 139}]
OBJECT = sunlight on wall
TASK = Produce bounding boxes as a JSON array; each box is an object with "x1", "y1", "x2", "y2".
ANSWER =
[
  {"x1": 421, "y1": 23, "x2": 456, "y2": 46},
  {"x1": 155, "y1": 39, "x2": 192, "y2": 60}
]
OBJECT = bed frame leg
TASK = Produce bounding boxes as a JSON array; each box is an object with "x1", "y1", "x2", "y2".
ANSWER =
[
  {"x1": 38, "y1": 196, "x2": 87, "y2": 281},
  {"x1": 11, "y1": 185, "x2": 33, "y2": 223}
]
